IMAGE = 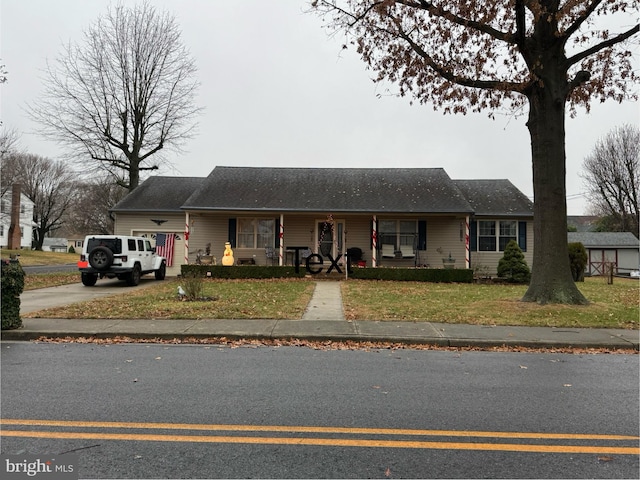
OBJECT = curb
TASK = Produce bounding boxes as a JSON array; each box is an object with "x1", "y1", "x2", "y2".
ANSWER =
[{"x1": 2, "y1": 329, "x2": 637, "y2": 351}]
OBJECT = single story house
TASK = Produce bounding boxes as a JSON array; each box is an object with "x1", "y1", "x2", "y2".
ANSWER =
[
  {"x1": 111, "y1": 167, "x2": 534, "y2": 276},
  {"x1": 42, "y1": 237, "x2": 69, "y2": 253},
  {"x1": 568, "y1": 231, "x2": 640, "y2": 275}
]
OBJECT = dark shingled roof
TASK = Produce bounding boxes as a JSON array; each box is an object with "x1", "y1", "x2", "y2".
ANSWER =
[
  {"x1": 183, "y1": 167, "x2": 474, "y2": 213},
  {"x1": 111, "y1": 176, "x2": 205, "y2": 212},
  {"x1": 453, "y1": 179, "x2": 533, "y2": 217}
]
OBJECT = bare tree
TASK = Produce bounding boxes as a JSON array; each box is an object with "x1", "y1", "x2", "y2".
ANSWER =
[
  {"x1": 583, "y1": 124, "x2": 639, "y2": 236},
  {"x1": 62, "y1": 178, "x2": 128, "y2": 235},
  {"x1": 28, "y1": 2, "x2": 201, "y2": 192},
  {"x1": 0, "y1": 128, "x2": 22, "y2": 199},
  {"x1": 311, "y1": 0, "x2": 639, "y2": 304},
  {"x1": 1, "y1": 153, "x2": 77, "y2": 250}
]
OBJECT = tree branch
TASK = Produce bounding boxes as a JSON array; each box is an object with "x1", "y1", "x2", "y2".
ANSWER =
[
  {"x1": 567, "y1": 23, "x2": 639, "y2": 67},
  {"x1": 406, "y1": 0, "x2": 515, "y2": 43},
  {"x1": 396, "y1": 26, "x2": 526, "y2": 93},
  {"x1": 563, "y1": 0, "x2": 605, "y2": 39}
]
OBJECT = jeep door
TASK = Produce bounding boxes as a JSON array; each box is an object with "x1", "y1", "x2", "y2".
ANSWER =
[{"x1": 137, "y1": 239, "x2": 153, "y2": 271}]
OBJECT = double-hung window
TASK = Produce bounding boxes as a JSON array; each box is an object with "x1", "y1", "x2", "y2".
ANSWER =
[
  {"x1": 499, "y1": 221, "x2": 517, "y2": 250},
  {"x1": 237, "y1": 218, "x2": 275, "y2": 248},
  {"x1": 379, "y1": 220, "x2": 417, "y2": 249},
  {"x1": 478, "y1": 220, "x2": 519, "y2": 252}
]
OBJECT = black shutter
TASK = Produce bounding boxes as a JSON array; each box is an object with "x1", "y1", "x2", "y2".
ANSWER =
[
  {"x1": 469, "y1": 220, "x2": 477, "y2": 251},
  {"x1": 274, "y1": 218, "x2": 280, "y2": 248},
  {"x1": 228, "y1": 218, "x2": 236, "y2": 248},
  {"x1": 518, "y1": 221, "x2": 527, "y2": 251},
  {"x1": 418, "y1": 220, "x2": 427, "y2": 250}
]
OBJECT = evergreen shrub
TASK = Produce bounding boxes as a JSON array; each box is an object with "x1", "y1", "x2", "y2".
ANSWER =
[
  {"x1": 497, "y1": 240, "x2": 531, "y2": 283},
  {"x1": 1, "y1": 259, "x2": 25, "y2": 330},
  {"x1": 568, "y1": 242, "x2": 588, "y2": 282}
]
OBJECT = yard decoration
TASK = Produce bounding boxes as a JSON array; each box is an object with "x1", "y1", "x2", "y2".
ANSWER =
[{"x1": 221, "y1": 241, "x2": 234, "y2": 266}]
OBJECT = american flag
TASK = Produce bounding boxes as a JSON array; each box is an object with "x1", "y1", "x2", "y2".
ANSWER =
[{"x1": 156, "y1": 233, "x2": 175, "y2": 266}]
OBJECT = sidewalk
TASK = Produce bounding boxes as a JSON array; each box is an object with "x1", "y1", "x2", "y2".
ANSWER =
[{"x1": 3, "y1": 281, "x2": 638, "y2": 350}]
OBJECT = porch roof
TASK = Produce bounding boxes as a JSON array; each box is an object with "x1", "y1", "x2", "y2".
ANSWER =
[
  {"x1": 183, "y1": 166, "x2": 474, "y2": 214},
  {"x1": 111, "y1": 176, "x2": 205, "y2": 213}
]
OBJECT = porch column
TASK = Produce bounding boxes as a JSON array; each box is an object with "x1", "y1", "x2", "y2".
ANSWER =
[
  {"x1": 184, "y1": 212, "x2": 190, "y2": 265},
  {"x1": 279, "y1": 213, "x2": 284, "y2": 266},
  {"x1": 372, "y1": 214, "x2": 378, "y2": 268},
  {"x1": 465, "y1": 215, "x2": 470, "y2": 269}
]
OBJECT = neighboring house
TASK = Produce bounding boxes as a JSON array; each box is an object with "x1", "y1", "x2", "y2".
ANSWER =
[
  {"x1": 111, "y1": 167, "x2": 534, "y2": 277},
  {"x1": 0, "y1": 190, "x2": 35, "y2": 249},
  {"x1": 568, "y1": 231, "x2": 640, "y2": 275},
  {"x1": 567, "y1": 215, "x2": 599, "y2": 232},
  {"x1": 66, "y1": 235, "x2": 86, "y2": 253},
  {"x1": 42, "y1": 237, "x2": 69, "y2": 253}
]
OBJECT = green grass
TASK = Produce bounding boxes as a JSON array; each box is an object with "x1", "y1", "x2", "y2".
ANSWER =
[
  {"x1": 24, "y1": 279, "x2": 316, "y2": 320},
  {"x1": 24, "y1": 272, "x2": 80, "y2": 290},
  {"x1": 15, "y1": 249, "x2": 639, "y2": 328},
  {"x1": 342, "y1": 277, "x2": 639, "y2": 329},
  {"x1": 1, "y1": 249, "x2": 77, "y2": 266}
]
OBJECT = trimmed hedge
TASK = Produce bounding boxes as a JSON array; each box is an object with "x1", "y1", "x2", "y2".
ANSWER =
[
  {"x1": 349, "y1": 267, "x2": 473, "y2": 282},
  {"x1": 181, "y1": 265, "x2": 306, "y2": 279},
  {"x1": 1, "y1": 259, "x2": 25, "y2": 330},
  {"x1": 181, "y1": 264, "x2": 473, "y2": 283}
]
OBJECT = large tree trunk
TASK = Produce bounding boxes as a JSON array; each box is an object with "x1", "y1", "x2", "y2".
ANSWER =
[{"x1": 522, "y1": 87, "x2": 588, "y2": 305}]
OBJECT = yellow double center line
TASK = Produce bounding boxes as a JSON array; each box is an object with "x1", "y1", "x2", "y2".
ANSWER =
[{"x1": 1, "y1": 419, "x2": 638, "y2": 455}]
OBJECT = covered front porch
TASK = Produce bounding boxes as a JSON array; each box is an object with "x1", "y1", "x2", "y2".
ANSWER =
[{"x1": 183, "y1": 211, "x2": 471, "y2": 270}]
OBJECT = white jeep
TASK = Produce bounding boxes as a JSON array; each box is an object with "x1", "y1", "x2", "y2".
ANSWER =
[{"x1": 78, "y1": 235, "x2": 166, "y2": 286}]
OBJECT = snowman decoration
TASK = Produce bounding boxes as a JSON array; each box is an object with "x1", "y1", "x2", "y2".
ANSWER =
[{"x1": 221, "y1": 241, "x2": 234, "y2": 266}]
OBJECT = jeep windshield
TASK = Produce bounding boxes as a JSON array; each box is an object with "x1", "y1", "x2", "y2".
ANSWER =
[{"x1": 87, "y1": 238, "x2": 122, "y2": 254}]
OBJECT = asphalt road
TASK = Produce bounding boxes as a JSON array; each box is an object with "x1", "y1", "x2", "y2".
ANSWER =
[{"x1": 1, "y1": 342, "x2": 638, "y2": 479}]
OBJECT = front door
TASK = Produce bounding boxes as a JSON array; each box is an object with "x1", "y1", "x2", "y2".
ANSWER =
[{"x1": 316, "y1": 219, "x2": 345, "y2": 261}]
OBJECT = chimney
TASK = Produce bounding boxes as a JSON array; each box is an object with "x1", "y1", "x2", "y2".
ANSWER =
[{"x1": 7, "y1": 183, "x2": 22, "y2": 250}]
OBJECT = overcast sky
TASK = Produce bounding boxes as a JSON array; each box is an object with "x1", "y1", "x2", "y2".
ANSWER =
[{"x1": 1, "y1": 0, "x2": 638, "y2": 215}]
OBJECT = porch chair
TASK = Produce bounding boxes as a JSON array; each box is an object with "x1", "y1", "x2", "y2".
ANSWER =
[
  {"x1": 265, "y1": 246, "x2": 278, "y2": 265},
  {"x1": 381, "y1": 244, "x2": 395, "y2": 258},
  {"x1": 400, "y1": 245, "x2": 415, "y2": 258}
]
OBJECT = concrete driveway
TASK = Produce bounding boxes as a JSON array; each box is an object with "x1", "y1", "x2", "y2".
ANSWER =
[{"x1": 20, "y1": 277, "x2": 162, "y2": 314}]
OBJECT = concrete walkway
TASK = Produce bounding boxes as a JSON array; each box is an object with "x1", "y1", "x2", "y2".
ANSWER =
[{"x1": 302, "y1": 282, "x2": 345, "y2": 321}]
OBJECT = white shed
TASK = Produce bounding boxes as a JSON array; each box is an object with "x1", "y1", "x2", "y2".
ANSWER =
[{"x1": 568, "y1": 232, "x2": 639, "y2": 276}]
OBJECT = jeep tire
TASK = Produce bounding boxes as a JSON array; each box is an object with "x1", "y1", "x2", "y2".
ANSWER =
[
  {"x1": 89, "y1": 246, "x2": 114, "y2": 270},
  {"x1": 126, "y1": 263, "x2": 141, "y2": 286},
  {"x1": 81, "y1": 272, "x2": 98, "y2": 286},
  {"x1": 155, "y1": 261, "x2": 166, "y2": 280}
]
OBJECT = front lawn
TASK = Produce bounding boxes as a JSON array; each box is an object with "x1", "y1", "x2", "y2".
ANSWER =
[
  {"x1": 23, "y1": 279, "x2": 315, "y2": 320},
  {"x1": 342, "y1": 277, "x2": 639, "y2": 329},
  {"x1": 20, "y1": 275, "x2": 638, "y2": 328}
]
